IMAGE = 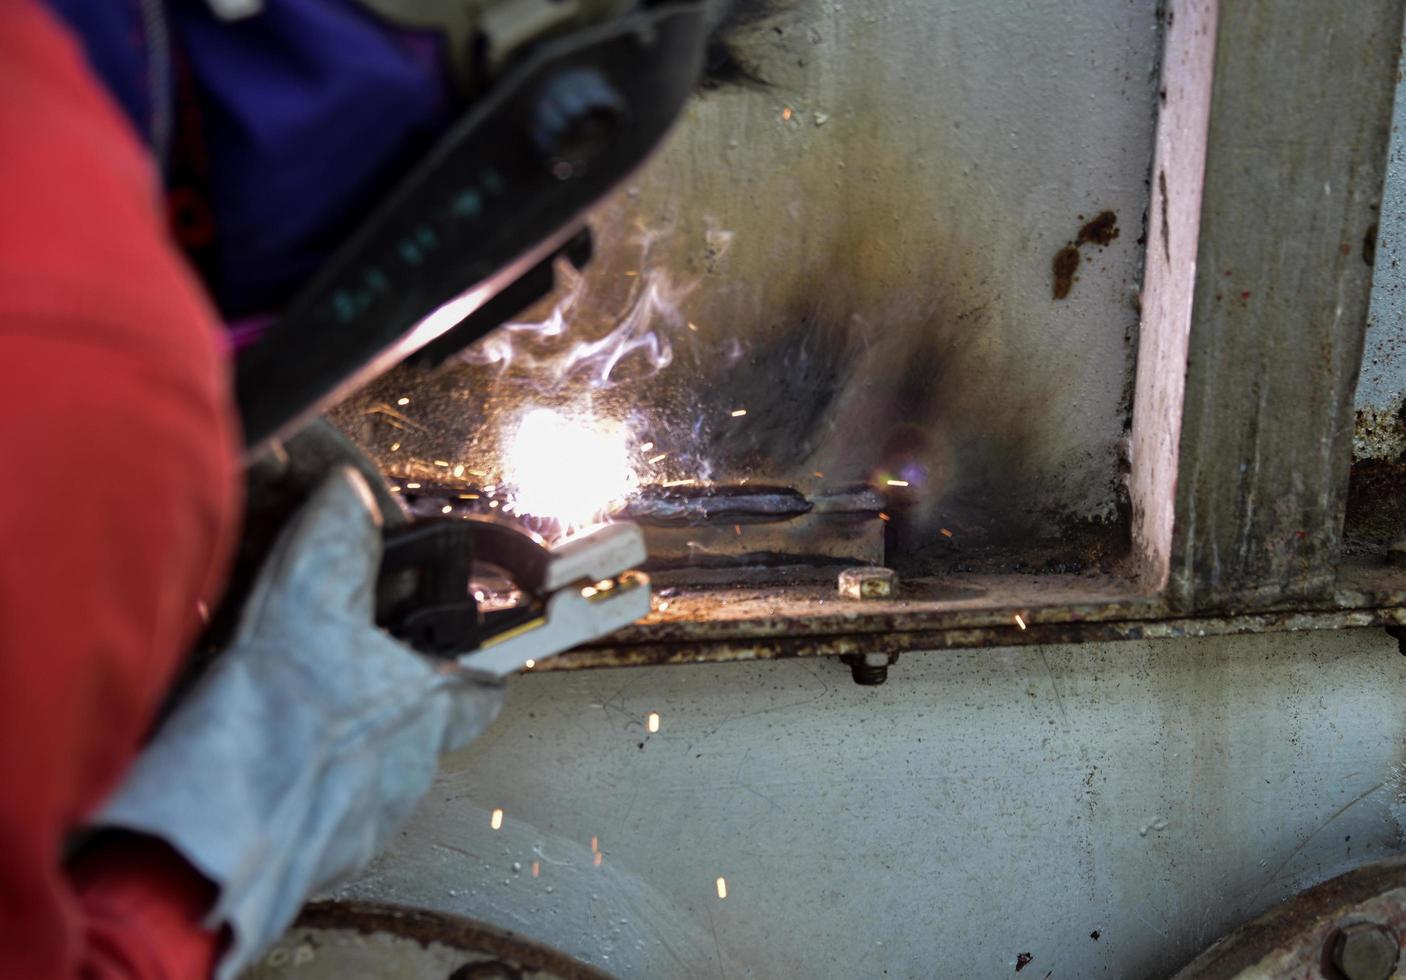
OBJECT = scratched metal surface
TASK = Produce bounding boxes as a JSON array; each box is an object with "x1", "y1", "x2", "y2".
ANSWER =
[
  {"x1": 335, "y1": 629, "x2": 1406, "y2": 978},
  {"x1": 333, "y1": 0, "x2": 1163, "y2": 546}
]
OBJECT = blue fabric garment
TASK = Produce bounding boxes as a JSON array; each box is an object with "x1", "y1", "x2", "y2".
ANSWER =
[
  {"x1": 41, "y1": 0, "x2": 455, "y2": 317},
  {"x1": 43, "y1": 0, "x2": 159, "y2": 148}
]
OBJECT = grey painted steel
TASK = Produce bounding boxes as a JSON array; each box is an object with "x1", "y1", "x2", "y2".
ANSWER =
[
  {"x1": 1139, "y1": 0, "x2": 1402, "y2": 610},
  {"x1": 339, "y1": 0, "x2": 1164, "y2": 540},
  {"x1": 339, "y1": 629, "x2": 1406, "y2": 979}
]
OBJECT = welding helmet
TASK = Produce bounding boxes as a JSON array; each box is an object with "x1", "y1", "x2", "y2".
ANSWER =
[
  {"x1": 41, "y1": 0, "x2": 710, "y2": 451},
  {"x1": 213, "y1": 0, "x2": 711, "y2": 450}
]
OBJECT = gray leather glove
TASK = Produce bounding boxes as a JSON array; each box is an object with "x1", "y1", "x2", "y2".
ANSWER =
[{"x1": 94, "y1": 467, "x2": 504, "y2": 979}]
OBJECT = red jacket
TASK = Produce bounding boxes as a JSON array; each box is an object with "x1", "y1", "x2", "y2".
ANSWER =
[{"x1": 0, "y1": 3, "x2": 240, "y2": 976}]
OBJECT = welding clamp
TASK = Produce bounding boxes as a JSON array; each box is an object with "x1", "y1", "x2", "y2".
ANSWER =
[{"x1": 376, "y1": 516, "x2": 650, "y2": 676}]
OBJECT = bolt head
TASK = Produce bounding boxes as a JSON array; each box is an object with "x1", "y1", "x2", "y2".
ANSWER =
[
  {"x1": 838, "y1": 566, "x2": 897, "y2": 600},
  {"x1": 1333, "y1": 924, "x2": 1399, "y2": 980}
]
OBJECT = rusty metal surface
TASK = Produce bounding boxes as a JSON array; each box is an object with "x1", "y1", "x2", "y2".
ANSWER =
[
  {"x1": 528, "y1": 563, "x2": 1406, "y2": 670},
  {"x1": 243, "y1": 901, "x2": 611, "y2": 980},
  {"x1": 1173, "y1": 857, "x2": 1406, "y2": 980}
]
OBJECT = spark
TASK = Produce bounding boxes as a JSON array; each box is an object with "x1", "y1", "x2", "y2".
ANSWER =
[
  {"x1": 1014, "y1": 614, "x2": 1027, "y2": 630},
  {"x1": 730, "y1": 408, "x2": 747, "y2": 417},
  {"x1": 434, "y1": 460, "x2": 450, "y2": 467},
  {"x1": 716, "y1": 876, "x2": 728, "y2": 899},
  {"x1": 490, "y1": 808, "x2": 504, "y2": 830},
  {"x1": 390, "y1": 442, "x2": 401, "y2": 452},
  {"x1": 196, "y1": 600, "x2": 209, "y2": 623},
  {"x1": 886, "y1": 479, "x2": 910, "y2": 487},
  {"x1": 524, "y1": 659, "x2": 535, "y2": 669},
  {"x1": 441, "y1": 505, "x2": 453, "y2": 514},
  {"x1": 662, "y1": 478, "x2": 697, "y2": 487},
  {"x1": 507, "y1": 408, "x2": 635, "y2": 529},
  {"x1": 397, "y1": 397, "x2": 410, "y2": 406},
  {"x1": 594, "y1": 852, "x2": 604, "y2": 867},
  {"x1": 591, "y1": 836, "x2": 599, "y2": 852},
  {"x1": 453, "y1": 464, "x2": 465, "y2": 478},
  {"x1": 649, "y1": 453, "x2": 669, "y2": 464},
  {"x1": 688, "y1": 321, "x2": 699, "y2": 332},
  {"x1": 532, "y1": 861, "x2": 540, "y2": 878},
  {"x1": 490, "y1": 500, "x2": 500, "y2": 508},
  {"x1": 647, "y1": 712, "x2": 660, "y2": 733},
  {"x1": 406, "y1": 482, "x2": 421, "y2": 489},
  {"x1": 879, "y1": 512, "x2": 891, "y2": 522},
  {"x1": 624, "y1": 270, "x2": 638, "y2": 276},
  {"x1": 734, "y1": 525, "x2": 742, "y2": 536},
  {"x1": 640, "y1": 441, "x2": 654, "y2": 452},
  {"x1": 460, "y1": 493, "x2": 479, "y2": 499},
  {"x1": 813, "y1": 471, "x2": 824, "y2": 478},
  {"x1": 940, "y1": 528, "x2": 953, "y2": 538},
  {"x1": 781, "y1": 106, "x2": 793, "y2": 120},
  {"x1": 390, "y1": 486, "x2": 402, "y2": 493}
]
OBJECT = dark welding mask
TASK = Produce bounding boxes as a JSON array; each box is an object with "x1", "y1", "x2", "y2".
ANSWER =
[{"x1": 228, "y1": 0, "x2": 713, "y2": 451}]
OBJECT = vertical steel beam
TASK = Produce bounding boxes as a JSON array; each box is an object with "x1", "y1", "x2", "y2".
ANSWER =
[{"x1": 1133, "y1": 0, "x2": 1404, "y2": 610}]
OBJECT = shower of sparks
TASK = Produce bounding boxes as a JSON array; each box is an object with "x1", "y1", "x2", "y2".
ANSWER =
[
  {"x1": 504, "y1": 408, "x2": 635, "y2": 530},
  {"x1": 886, "y1": 479, "x2": 910, "y2": 487},
  {"x1": 397, "y1": 397, "x2": 410, "y2": 406},
  {"x1": 730, "y1": 408, "x2": 747, "y2": 417},
  {"x1": 647, "y1": 712, "x2": 661, "y2": 733},
  {"x1": 716, "y1": 877, "x2": 728, "y2": 899},
  {"x1": 490, "y1": 808, "x2": 504, "y2": 830},
  {"x1": 1014, "y1": 614, "x2": 1027, "y2": 630}
]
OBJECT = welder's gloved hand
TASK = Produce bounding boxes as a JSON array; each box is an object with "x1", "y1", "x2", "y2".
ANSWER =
[{"x1": 94, "y1": 467, "x2": 504, "y2": 980}]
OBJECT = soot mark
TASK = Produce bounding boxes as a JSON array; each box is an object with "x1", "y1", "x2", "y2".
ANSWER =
[
  {"x1": 1015, "y1": 952, "x2": 1034, "y2": 972},
  {"x1": 1158, "y1": 171, "x2": 1171, "y2": 263},
  {"x1": 1090, "y1": 930, "x2": 1101, "y2": 940},
  {"x1": 1052, "y1": 210, "x2": 1119, "y2": 300}
]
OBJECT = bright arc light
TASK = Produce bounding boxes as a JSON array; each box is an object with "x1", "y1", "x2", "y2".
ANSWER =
[{"x1": 508, "y1": 408, "x2": 635, "y2": 529}]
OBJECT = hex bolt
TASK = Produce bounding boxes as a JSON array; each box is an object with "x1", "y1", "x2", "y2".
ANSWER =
[
  {"x1": 841, "y1": 652, "x2": 898, "y2": 685},
  {"x1": 838, "y1": 566, "x2": 897, "y2": 600},
  {"x1": 1332, "y1": 923, "x2": 1399, "y2": 980}
]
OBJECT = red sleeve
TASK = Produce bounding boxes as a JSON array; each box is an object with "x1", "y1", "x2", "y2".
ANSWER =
[{"x1": 0, "y1": 4, "x2": 241, "y2": 978}]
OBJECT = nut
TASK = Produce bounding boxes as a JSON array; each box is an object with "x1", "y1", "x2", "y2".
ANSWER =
[
  {"x1": 1333, "y1": 923, "x2": 1399, "y2": 980},
  {"x1": 838, "y1": 566, "x2": 897, "y2": 600}
]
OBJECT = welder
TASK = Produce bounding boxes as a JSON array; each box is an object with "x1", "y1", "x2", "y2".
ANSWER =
[{"x1": 0, "y1": 1, "x2": 705, "y2": 976}]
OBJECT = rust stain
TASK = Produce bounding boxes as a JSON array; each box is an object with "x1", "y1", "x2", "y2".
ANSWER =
[
  {"x1": 1076, "y1": 210, "x2": 1120, "y2": 247},
  {"x1": 1052, "y1": 245, "x2": 1080, "y2": 299},
  {"x1": 1053, "y1": 210, "x2": 1118, "y2": 299}
]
